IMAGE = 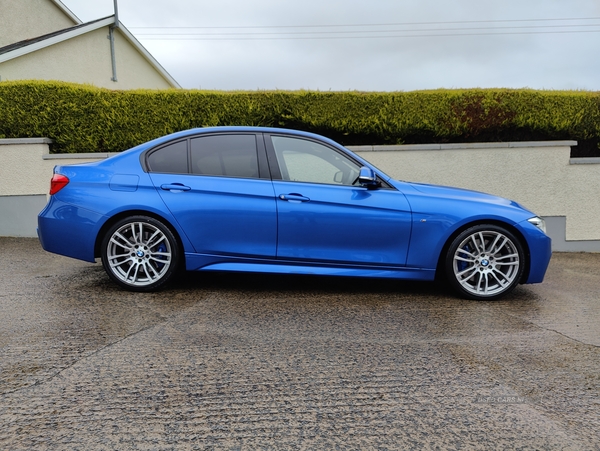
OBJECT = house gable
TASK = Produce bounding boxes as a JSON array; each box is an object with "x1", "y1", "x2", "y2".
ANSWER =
[
  {"x1": 0, "y1": 22, "x2": 179, "y2": 89},
  {"x1": 0, "y1": 0, "x2": 81, "y2": 47},
  {"x1": 0, "y1": 8, "x2": 180, "y2": 90}
]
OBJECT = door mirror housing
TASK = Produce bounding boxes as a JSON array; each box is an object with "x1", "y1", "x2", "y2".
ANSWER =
[{"x1": 358, "y1": 167, "x2": 380, "y2": 188}]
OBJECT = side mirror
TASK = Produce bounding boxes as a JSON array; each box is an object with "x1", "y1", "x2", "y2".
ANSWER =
[{"x1": 358, "y1": 166, "x2": 380, "y2": 188}]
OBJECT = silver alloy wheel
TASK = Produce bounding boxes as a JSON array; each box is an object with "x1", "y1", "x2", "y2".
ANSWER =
[
  {"x1": 106, "y1": 221, "x2": 173, "y2": 287},
  {"x1": 452, "y1": 229, "x2": 521, "y2": 297}
]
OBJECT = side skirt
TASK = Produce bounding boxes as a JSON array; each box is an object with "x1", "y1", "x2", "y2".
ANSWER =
[{"x1": 185, "y1": 253, "x2": 436, "y2": 281}]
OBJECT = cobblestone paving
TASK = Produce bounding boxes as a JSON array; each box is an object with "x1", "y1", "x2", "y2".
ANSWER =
[{"x1": 0, "y1": 238, "x2": 598, "y2": 450}]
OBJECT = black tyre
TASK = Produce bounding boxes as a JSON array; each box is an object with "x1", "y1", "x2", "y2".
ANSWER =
[
  {"x1": 101, "y1": 215, "x2": 180, "y2": 292},
  {"x1": 445, "y1": 224, "x2": 525, "y2": 301}
]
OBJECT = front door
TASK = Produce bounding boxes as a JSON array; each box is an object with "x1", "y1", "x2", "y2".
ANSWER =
[{"x1": 267, "y1": 134, "x2": 412, "y2": 266}]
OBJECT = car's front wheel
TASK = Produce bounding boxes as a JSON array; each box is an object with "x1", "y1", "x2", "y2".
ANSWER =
[
  {"x1": 445, "y1": 224, "x2": 525, "y2": 301},
  {"x1": 101, "y1": 216, "x2": 180, "y2": 291}
]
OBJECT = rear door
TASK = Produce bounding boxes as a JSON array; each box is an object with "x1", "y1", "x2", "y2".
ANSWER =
[{"x1": 147, "y1": 133, "x2": 277, "y2": 258}]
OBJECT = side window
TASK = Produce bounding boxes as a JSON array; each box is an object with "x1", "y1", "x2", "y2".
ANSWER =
[
  {"x1": 191, "y1": 135, "x2": 259, "y2": 178},
  {"x1": 147, "y1": 140, "x2": 188, "y2": 174},
  {"x1": 271, "y1": 136, "x2": 360, "y2": 185}
]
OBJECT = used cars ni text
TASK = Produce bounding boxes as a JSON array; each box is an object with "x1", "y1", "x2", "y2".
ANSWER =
[{"x1": 38, "y1": 127, "x2": 551, "y2": 300}]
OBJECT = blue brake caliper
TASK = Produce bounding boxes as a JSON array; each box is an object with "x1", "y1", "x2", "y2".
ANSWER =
[
  {"x1": 155, "y1": 243, "x2": 167, "y2": 270},
  {"x1": 457, "y1": 244, "x2": 470, "y2": 273}
]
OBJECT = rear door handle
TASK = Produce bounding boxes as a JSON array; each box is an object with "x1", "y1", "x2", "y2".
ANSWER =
[
  {"x1": 279, "y1": 193, "x2": 310, "y2": 202},
  {"x1": 161, "y1": 183, "x2": 191, "y2": 192}
]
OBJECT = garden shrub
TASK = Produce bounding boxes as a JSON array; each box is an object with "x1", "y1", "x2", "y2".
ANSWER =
[{"x1": 0, "y1": 81, "x2": 598, "y2": 156}]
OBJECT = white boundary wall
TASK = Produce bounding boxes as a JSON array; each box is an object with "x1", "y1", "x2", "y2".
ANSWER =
[
  {"x1": 351, "y1": 142, "x2": 599, "y2": 245},
  {"x1": 1, "y1": 138, "x2": 599, "y2": 251}
]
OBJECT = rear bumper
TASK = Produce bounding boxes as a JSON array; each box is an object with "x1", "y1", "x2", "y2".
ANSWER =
[{"x1": 37, "y1": 197, "x2": 103, "y2": 263}]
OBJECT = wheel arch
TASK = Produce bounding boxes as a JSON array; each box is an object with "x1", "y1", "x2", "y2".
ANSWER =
[
  {"x1": 434, "y1": 219, "x2": 531, "y2": 284},
  {"x1": 94, "y1": 210, "x2": 186, "y2": 262}
]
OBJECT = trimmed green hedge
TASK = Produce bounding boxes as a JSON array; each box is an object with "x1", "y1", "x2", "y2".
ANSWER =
[{"x1": 0, "y1": 81, "x2": 599, "y2": 156}]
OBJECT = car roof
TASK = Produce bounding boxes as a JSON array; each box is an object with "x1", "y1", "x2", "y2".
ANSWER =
[
  {"x1": 116, "y1": 125, "x2": 349, "y2": 164},
  {"x1": 151, "y1": 126, "x2": 334, "y2": 144}
]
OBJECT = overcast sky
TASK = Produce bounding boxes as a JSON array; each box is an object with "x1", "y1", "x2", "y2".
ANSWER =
[{"x1": 64, "y1": 0, "x2": 600, "y2": 91}]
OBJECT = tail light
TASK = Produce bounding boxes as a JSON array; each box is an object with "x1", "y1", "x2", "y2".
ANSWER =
[{"x1": 50, "y1": 174, "x2": 70, "y2": 195}]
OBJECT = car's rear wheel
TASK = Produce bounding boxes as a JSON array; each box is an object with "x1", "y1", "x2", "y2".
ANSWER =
[
  {"x1": 445, "y1": 224, "x2": 525, "y2": 301},
  {"x1": 101, "y1": 216, "x2": 180, "y2": 292}
]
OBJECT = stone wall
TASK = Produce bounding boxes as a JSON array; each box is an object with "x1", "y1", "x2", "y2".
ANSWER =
[{"x1": 1, "y1": 138, "x2": 598, "y2": 251}]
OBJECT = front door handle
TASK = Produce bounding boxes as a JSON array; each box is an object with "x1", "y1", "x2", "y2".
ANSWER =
[
  {"x1": 161, "y1": 183, "x2": 191, "y2": 192},
  {"x1": 279, "y1": 193, "x2": 310, "y2": 202}
]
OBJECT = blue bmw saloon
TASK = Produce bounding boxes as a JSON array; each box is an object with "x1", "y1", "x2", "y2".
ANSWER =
[{"x1": 38, "y1": 127, "x2": 551, "y2": 300}]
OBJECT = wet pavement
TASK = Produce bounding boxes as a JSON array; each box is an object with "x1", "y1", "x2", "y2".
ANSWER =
[{"x1": 0, "y1": 237, "x2": 598, "y2": 450}]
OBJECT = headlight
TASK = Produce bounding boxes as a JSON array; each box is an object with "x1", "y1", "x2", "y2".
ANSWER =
[{"x1": 527, "y1": 216, "x2": 547, "y2": 234}]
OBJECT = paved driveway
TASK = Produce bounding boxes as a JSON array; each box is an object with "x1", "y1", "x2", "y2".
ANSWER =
[{"x1": 0, "y1": 238, "x2": 598, "y2": 450}]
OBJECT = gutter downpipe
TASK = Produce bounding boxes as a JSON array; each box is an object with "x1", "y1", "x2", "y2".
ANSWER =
[{"x1": 108, "y1": 0, "x2": 119, "y2": 82}]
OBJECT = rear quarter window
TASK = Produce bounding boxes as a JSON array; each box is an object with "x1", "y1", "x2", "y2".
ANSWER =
[{"x1": 147, "y1": 140, "x2": 188, "y2": 174}]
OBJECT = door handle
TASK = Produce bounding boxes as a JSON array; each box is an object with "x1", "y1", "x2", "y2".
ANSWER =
[
  {"x1": 279, "y1": 193, "x2": 310, "y2": 202},
  {"x1": 161, "y1": 183, "x2": 191, "y2": 192}
]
